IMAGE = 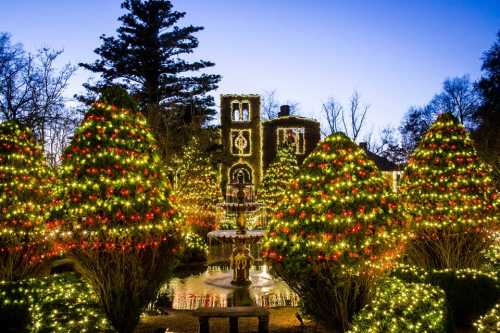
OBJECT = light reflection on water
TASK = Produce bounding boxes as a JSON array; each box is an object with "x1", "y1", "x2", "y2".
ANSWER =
[{"x1": 156, "y1": 264, "x2": 299, "y2": 310}]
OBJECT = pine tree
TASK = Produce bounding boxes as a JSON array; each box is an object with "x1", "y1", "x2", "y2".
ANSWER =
[
  {"x1": 170, "y1": 136, "x2": 221, "y2": 236},
  {"x1": 475, "y1": 31, "x2": 500, "y2": 188},
  {"x1": 0, "y1": 121, "x2": 54, "y2": 280},
  {"x1": 400, "y1": 113, "x2": 498, "y2": 270},
  {"x1": 259, "y1": 144, "x2": 299, "y2": 208},
  {"x1": 79, "y1": 0, "x2": 221, "y2": 158},
  {"x1": 49, "y1": 88, "x2": 180, "y2": 333},
  {"x1": 262, "y1": 133, "x2": 403, "y2": 331}
]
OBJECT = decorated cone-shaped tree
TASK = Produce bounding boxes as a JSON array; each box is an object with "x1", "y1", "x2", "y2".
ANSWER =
[
  {"x1": 48, "y1": 88, "x2": 180, "y2": 333},
  {"x1": 262, "y1": 133, "x2": 404, "y2": 331},
  {"x1": 259, "y1": 144, "x2": 299, "y2": 208},
  {"x1": 400, "y1": 112, "x2": 498, "y2": 270},
  {"x1": 170, "y1": 136, "x2": 221, "y2": 236},
  {"x1": 0, "y1": 121, "x2": 55, "y2": 280}
]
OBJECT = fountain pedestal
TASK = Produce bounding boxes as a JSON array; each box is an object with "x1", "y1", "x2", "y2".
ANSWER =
[
  {"x1": 208, "y1": 177, "x2": 265, "y2": 288},
  {"x1": 230, "y1": 242, "x2": 253, "y2": 286}
]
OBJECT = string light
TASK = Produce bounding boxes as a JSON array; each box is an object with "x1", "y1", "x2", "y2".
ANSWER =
[
  {"x1": 169, "y1": 136, "x2": 222, "y2": 237},
  {"x1": 262, "y1": 132, "x2": 405, "y2": 273},
  {"x1": 399, "y1": 112, "x2": 499, "y2": 269},
  {"x1": 259, "y1": 144, "x2": 299, "y2": 209},
  {"x1": 474, "y1": 303, "x2": 500, "y2": 332},
  {"x1": 348, "y1": 277, "x2": 447, "y2": 333},
  {"x1": 400, "y1": 113, "x2": 498, "y2": 231},
  {"x1": 0, "y1": 121, "x2": 56, "y2": 280},
  {"x1": 182, "y1": 231, "x2": 208, "y2": 255},
  {"x1": 0, "y1": 273, "x2": 113, "y2": 332},
  {"x1": 48, "y1": 102, "x2": 180, "y2": 252}
]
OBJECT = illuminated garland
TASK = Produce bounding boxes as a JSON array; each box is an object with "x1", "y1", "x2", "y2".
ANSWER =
[
  {"x1": 0, "y1": 121, "x2": 55, "y2": 280},
  {"x1": 393, "y1": 263, "x2": 499, "y2": 284},
  {"x1": 48, "y1": 102, "x2": 180, "y2": 252},
  {"x1": 348, "y1": 277, "x2": 447, "y2": 333},
  {"x1": 400, "y1": 113, "x2": 498, "y2": 232},
  {"x1": 0, "y1": 273, "x2": 113, "y2": 332},
  {"x1": 259, "y1": 144, "x2": 299, "y2": 208},
  {"x1": 262, "y1": 133, "x2": 404, "y2": 274},
  {"x1": 474, "y1": 303, "x2": 500, "y2": 333}
]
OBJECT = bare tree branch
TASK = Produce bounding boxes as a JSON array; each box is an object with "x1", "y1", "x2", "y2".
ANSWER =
[
  {"x1": 0, "y1": 33, "x2": 78, "y2": 165},
  {"x1": 346, "y1": 91, "x2": 369, "y2": 141},
  {"x1": 323, "y1": 90, "x2": 369, "y2": 141},
  {"x1": 322, "y1": 97, "x2": 343, "y2": 135},
  {"x1": 261, "y1": 89, "x2": 279, "y2": 120}
]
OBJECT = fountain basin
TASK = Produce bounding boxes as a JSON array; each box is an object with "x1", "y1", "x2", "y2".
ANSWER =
[{"x1": 207, "y1": 230, "x2": 265, "y2": 242}]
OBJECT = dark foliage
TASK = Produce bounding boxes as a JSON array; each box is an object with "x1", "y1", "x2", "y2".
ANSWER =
[
  {"x1": 0, "y1": 292, "x2": 30, "y2": 333},
  {"x1": 78, "y1": 0, "x2": 221, "y2": 158},
  {"x1": 273, "y1": 264, "x2": 370, "y2": 332},
  {"x1": 400, "y1": 76, "x2": 479, "y2": 157},
  {"x1": 474, "y1": 31, "x2": 500, "y2": 188}
]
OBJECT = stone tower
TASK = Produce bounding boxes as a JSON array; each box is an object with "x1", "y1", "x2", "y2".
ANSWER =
[{"x1": 220, "y1": 94, "x2": 262, "y2": 196}]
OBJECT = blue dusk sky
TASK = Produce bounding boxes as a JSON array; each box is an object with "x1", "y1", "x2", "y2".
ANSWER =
[{"x1": 1, "y1": 0, "x2": 499, "y2": 135}]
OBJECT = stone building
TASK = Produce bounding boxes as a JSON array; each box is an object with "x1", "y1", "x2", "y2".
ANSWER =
[
  {"x1": 219, "y1": 93, "x2": 401, "y2": 195},
  {"x1": 219, "y1": 94, "x2": 321, "y2": 195}
]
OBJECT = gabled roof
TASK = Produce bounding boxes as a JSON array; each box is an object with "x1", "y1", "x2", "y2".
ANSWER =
[{"x1": 359, "y1": 144, "x2": 399, "y2": 171}]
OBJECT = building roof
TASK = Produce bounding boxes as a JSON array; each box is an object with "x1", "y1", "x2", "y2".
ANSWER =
[
  {"x1": 262, "y1": 115, "x2": 320, "y2": 124},
  {"x1": 359, "y1": 143, "x2": 399, "y2": 171},
  {"x1": 220, "y1": 93, "x2": 260, "y2": 98}
]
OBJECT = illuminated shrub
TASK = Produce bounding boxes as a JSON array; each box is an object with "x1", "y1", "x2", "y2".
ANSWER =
[
  {"x1": 348, "y1": 277, "x2": 447, "y2": 333},
  {"x1": 262, "y1": 133, "x2": 404, "y2": 331},
  {"x1": 474, "y1": 303, "x2": 500, "y2": 333},
  {"x1": 180, "y1": 231, "x2": 208, "y2": 263},
  {"x1": 259, "y1": 144, "x2": 299, "y2": 208},
  {"x1": 170, "y1": 136, "x2": 222, "y2": 238},
  {"x1": 49, "y1": 89, "x2": 180, "y2": 333},
  {"x1": 481, "y1": 232, "x2": 500, "y2": 279},
  {"x1": 0, "y1": 121, "x2": 55, "y2": 281},
  {"x1": 0, "y1": 273, "x2": 113, "y2": 332},
  {"x1": 393, "y1": 264, "x2": 499, "y2": 329},
  {"x1": 399, "y1": 113, "x2": 498, "y2": 270}
]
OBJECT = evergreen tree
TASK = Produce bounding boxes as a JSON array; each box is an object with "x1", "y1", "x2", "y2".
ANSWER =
[
  {"x1": 0, "y1": 121, "x2": 54, "y2": 280},
  {"x1": 79, "y1": 0, "x2": 221, "y2": 158},
  {"x1": 262, "y1": 133, "x2": 403, "y2": 331},
  {"x1": 49, "y1": 88, "x2": 180, "y2": 333},
  {"x1": 170, "y1": 136, "x2": 221, "y2": 236},
  {"x1": 400, "y1": 76, "x2": 479, "y2": 157},
  {"x1": 475, "y1": 31, "x2": 500, "y2": 188},
  {"x1": 400, "y1": 113, "x2": 498, "y2": 270},
  {"x1": 259, "y1": 144, "x2": 299, "y2": 208}
]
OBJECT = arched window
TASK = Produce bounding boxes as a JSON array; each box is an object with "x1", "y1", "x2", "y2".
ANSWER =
[
  {"x1": 229, "y1": 164, "x2": 252, "y2": 184},
  {"x1": 241, "y1": 101, "x2": 250, "y2": 121},
  {"x1": 231, "y1": 100, "x2": 250, "y2": 122},
  {"x1": 232, "y1": 101, "x2": 240, "y2": 121}
]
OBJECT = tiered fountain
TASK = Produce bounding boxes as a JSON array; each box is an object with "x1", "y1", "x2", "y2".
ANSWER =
[
  {"x1": 207, "y1": 173, "x2": 265, "y2": 286},
  {"x1": 156, "y1": 172, "x2": 298, "y2": 310}
]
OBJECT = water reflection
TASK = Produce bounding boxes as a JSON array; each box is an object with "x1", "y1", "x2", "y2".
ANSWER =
[{"x1": 153, "y1": 264, "x2": 299, "y2": 310}]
